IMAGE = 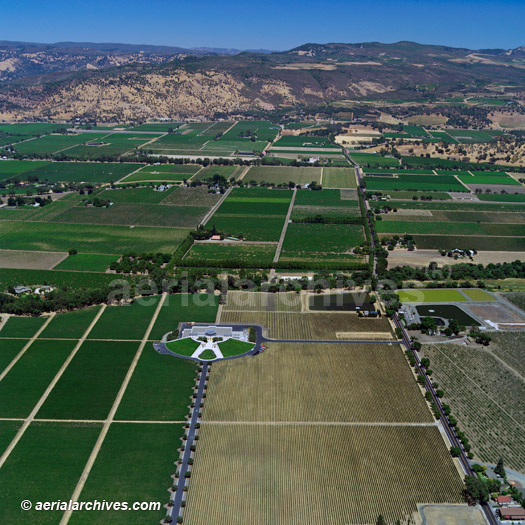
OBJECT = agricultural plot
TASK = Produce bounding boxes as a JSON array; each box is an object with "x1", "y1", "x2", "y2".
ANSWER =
[
  {"x1": 13, "y1": 133, "x2": 110, "y2": 156},
  {"x1": 490, "y1": 332, "x2": 525, "y2": 377},
  {"x1": 244, "y1": 166, "x2": 322, "y2": 185},
  {"x1": 204, "y1": 343, "x2": 431, "y2": 423},
  {"x1": 0, "y1": 315, "x2": 47, "y2": 337},
  {"x1": 0, "y1": 160, "x2": 50, "y2": 181},
  {"x1": 349, "y1": 152, "x2": 400, "y2": 167},
  {"x1": 120, "y1": 163, "x2": 200, "y2": 183},
  {"x1": 0, "y1": 339, "x2": 28, "y2": 375},
  {"x1": 280, "y1": 223, "x2": 365, "y2": 263},
  {"x1": 192, "y1": 164, "x2": 242, "y2": 182},
  {"x1": 65, "y1": 133, "x2": 158, "y2": 159},
  {"x1": 67, "y1": 423, "x2": 185, "y2": 525},
  {"x1": 458, "y1": 173, "x2": 521, "y2": 186},
  {"x1": 53, "y1": 253, "x2": 118, "y2": 272},
  {"x1": 0, "y1": 422, "x2": 102, "y2": 525},
  {"x1": 0, "y1": 249, "x2": 67, "y2": 270},
  {"x1": 39, "y1": 306, "x2": 102, "y2": 339},
  {"x1": 365, "y1": 174, "x2": 468, "y2": 192},
  {"x1": 445, "y1": 129, "x2": 502, "y2": 143},
  {"x1": 272, "y1": 135, "x2": 335, "y2": 148},
  {"x1": 322, "y1": 167, "x2": 356, "y2": 188},
  {"x1": 221, "y1": 121, "x2": 279, "y2": 142},
  {"x1": 412, "y1": 235, "x2": 525, "y2": 252},
  {"x1": 184, "y1": 243, "x2": 276, "y2": 265},
  {"x1": 222, "y1": 291, "x2": 303, "y2": 312},
  {"x1": 129, "y1": 122, "x2": 182, "y2": 132},
  {"x1": 24, "y1": 162, "x2": 142, "y2": 183},
  {"x1": 461, "y1": 289, "x2": 495, "y2": 301},
  {"x1": 184, "y1": 424, "x2": 463, "y2": 525},
  {"x1": 220, "y1": 311, "x2": 393, "y2": 339},
  {"x1": 0, "y1": 221, "x2": 188, "y2": 253},
  {"x1": 477, "y1": 193, "x2": 525, "y2": 202},
  {"x1": 428, "y1": 131, "x2": 458, "y2": 144},
  {"x1": 422, "y1": 342, "x2": 525, "y2": 473},
  {"x1": 207, "y1": 187, "x2": 292, "y2": 241}
]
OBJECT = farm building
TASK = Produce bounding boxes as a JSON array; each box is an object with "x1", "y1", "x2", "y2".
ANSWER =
[{"x1": 496, "y1": 495, "x2": 513, "y2": 506}]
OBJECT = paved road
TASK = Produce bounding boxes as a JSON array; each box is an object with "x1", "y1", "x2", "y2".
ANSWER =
[{"x1": 170, "y1": 362, "x2": 208, "y2": 522}]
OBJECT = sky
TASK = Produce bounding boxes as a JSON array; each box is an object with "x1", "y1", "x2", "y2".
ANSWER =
[{"x1": 2, "y1": 0, "x2": 524, "y2": 51}]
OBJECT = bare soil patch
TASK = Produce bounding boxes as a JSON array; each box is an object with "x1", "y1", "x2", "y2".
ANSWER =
[
  {"x1": 465, "y1": 303, "x2": 525, "y2": 324},
  {"x1": 0, "y1": 249, "x2": 68, "y2": 270}
]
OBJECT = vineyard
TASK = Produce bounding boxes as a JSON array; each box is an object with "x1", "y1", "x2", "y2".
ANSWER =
[
  {"x1": 183, "y1": 425, "x2": 463, "y2": 525},
  {"x1": 421, "y1": 343, "x2": 525, "y2": 473},
  {"x1": 219, "y1": 311, "x2": 394, "y2": 339},
  {"x1": 203, "y1": 343, "x2": 432, "y2": 423},
  {"x1": 222, "y1": 291, "x2": 303, "y2": 312}
]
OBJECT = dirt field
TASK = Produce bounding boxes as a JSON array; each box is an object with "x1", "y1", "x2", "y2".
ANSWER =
[
  {"x1": 419, "y1": 504, "x2": 487, "y2": 525},
  {"x1": 387, "y1": 248, "x2": 525, "y2": 268},
  {"x1": 0, "y1": 249, "x2": 67, "y2": 270},
  {"x1": 204, "y1": 343, "x2": 432, "y2": 423},
  {"x1": 466, "y1": 303, "x2": 525, "y2": 323}
]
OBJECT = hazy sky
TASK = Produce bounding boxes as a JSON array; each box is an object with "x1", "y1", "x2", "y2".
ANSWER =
[{"x1": 3, "y1": 0, "x2": 524, "y2": 51}]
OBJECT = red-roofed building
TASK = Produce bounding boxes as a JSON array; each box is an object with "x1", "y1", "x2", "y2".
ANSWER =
[
  {"x1": 496, "y1": 495, "x2": 513, "y2": 505},
  {"x1": 500, "y1": 507, "x2": 525, "y2": 521}
]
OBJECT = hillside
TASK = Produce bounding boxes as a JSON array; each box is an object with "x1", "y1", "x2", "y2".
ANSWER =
[{"x1": 0, "y1": 41, "x2": 524, "y2": 121}]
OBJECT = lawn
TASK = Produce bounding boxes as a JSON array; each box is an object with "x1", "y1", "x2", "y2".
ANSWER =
[
  {"x1": 53, "y1": 254, "x2": 118, "y2": 272},
  {"x1": 67, "y1": 423, "x2": 184, "y2": 525},
  {"x1": 88, "y1": 297, "x2": 161, "y2": 340},
  {"x1": 115, "y1": 349, "x2": 197, "y2": 421},
  {"x1": 36, "y1": 340, "x2": 138, "y2": 420},
  {"x1": 217, "y1": 338, "x2": 254, "y2": 357},
  {"x1": 0, "y1": 422, "x2": 102, "y2": 525},
  {"x1": 39, "y1": 306, "x2": 102, "y2": 339},
  {"x1": 0, "y1": 315, "x2": 47, "y2": 338},
  {"x1": 461, "y1": 289, "x2": 496, "y2": 301},
  {"x1": 148, "y1": 293, "x2": 218, "y2": 341},
  {"x1": 0, "y1": 221, "x2": 188, "y2": 253},
  {"x1": 166, "y1": 337, "x2": 201, "y2": 356},
  {"x1": 0, "y1": 340, "x2": 76, "y2": 418},
  {"x1": 396, "y1": 289, "x2": 467, "y2": 303}
]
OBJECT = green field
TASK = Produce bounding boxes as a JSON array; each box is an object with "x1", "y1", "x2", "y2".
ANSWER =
[
  {"x1": 461, "y1": 289, "x2": 496, "y2": 301},
  {"x1": 397, "y1": 289, "x2": 467, "y2": 303},
  {"x1": 349, "y1": 152, "x2": 400, "y2": 167},
  {"x1": 166, "y1": 337, "x2": 201, "y2": 356},
  {"x1": 412, "y1": 235, "x2": 525, "y2": 251},
  {"x1": 39, "y1": 306, "x2": 102, "y2": 339},
  {"x1": 294, "y1": 188, "x2": 349, "y2": 207},
  {"x1": 0, "y1": 339, "x2": 27, "y2": 375},
  {"x1": 121, "y1": 163, "x2": 200, "y2": 182},
  {"x1": 149, "y1": 293, "x2": 219, "y2": 341},
  {"x1": 14, "y1": 133, "x2": 110, "y2": 156},
  {"x1": 0, "y1": 422, "x2": 102, "y2": 525},
  {"x1": 477, "y1": 193, "x2": 525, "y2": 202},
  {"x1": 0, "y1": 315, "x2": 47, "y2": 338},
  {"x1": 36, "y1": 341, "x2": 138, "y2": 420},
  {"x1": 0, "y1": 221, "x2": 188, "y2": 253},
  {"x1": 377, "y1": 220, "x2": 523, "y2": 237},
  {"x1": 281, "y1": 223, "x2": 365, "y2": 262},
  {"x1": 458, "y1": 173, "x2": 520, "y2": 186},
  {"x1": 130, "y1": 122, "x2": 182, "y2": 132},
  {"x1": 0, "y1": 160, "x2": 50, "y2": 181},
  {"x1": 53, "y1": 253, "x2": 118, "y2": 272},
  {"x1": 207, "y1": 215, "x2": 285, "y2": 242},
  {"x1": 88, "y1": 297, "x2": 161, "y2": 340},
  {"x1": 244, "y1": 166, "x2": 322, "y2": 185},
  {"x1": 272, "y1": 135, "x2": 335, "y2": 148},
  {"x1": 322, "y1": 167, "x2": 356, "y2": 188},
  {"x1": 365, "y1": 174, "x2": 467, "y2": 192},
  {"x1": 25, "y1": 162, "x2": 142, "y2": 183},
  {"x1": 0, "y1": 340, "x2": 76, "y2": 418}
]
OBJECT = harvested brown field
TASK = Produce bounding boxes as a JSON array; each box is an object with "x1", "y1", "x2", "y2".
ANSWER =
[
  {"x1": 465, "y1": 303, "x2": 525, "y2": 324},
  {"x1": 0, "y1": 249, "x2": 67, "y2": 270},
  {"x1": 422, "y1": 342, "x2": 525, "y2": 473},
  {"x1": 184, "y1": 425, "x2": 463, "y2": 525},
  {"x1": 204, "y1": 343, "x2": 432, "y2": 423},
  {"x1": 219, "y1": 310, "x2": 393, "y2": 339},
  {"x1": 223, "y1": 291, "x2": 303, "y2": 312}
]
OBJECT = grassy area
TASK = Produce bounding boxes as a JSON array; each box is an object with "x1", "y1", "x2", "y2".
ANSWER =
[
  {"x1": 365, "y1": 174, "x2": 467, "y2": 192},
  {"x1": 244, "y1": 166, "x2": 322, "y2": 185},
  {"x1": 322, "y1": 167, "x2": 356, "y2": 188},
  {"x1": 53, "y1": 254, "x2": 118, "y2": 272},
  {"x1": 27, "y1": 162, "x2": 141, "y2": 183},
  {"x1": 199, "y1": 349, "x2": 217, "y2": 360},
  {"x1": 217, "y1": 338, "x2": 254, "y2": 357},
  {"x1": 396, "y1": 289, "x2": 467, "y2": 303},
  {"x1": 165, "y1": 337, "x2": 201, "y2": 356},
  {"x1": 184, "y1": 243, "x2": 276, "y2": 265},
  {"x1": 0, "y1": 422, "x2": 102, "y2": 525},
  {"x1": 0, "y1": 420, "x2": 21, "y2": 456},
  {"x1": 412, "y1": 235, "x2": 525, "y2": 252},
  {"x1": 461, "y1": 289, "x2": 496, "y2": 301},
  {"x1": 36, "y1": 340, "x2": 138, "y2": 420},
  {"x1": 477, "y1": 193, "x2": 525, "y2": 202}
]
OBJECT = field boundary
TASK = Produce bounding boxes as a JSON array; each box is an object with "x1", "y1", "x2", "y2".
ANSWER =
[{"x1": 273, "y1": 187, "x2": 297, "y2": 263}]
